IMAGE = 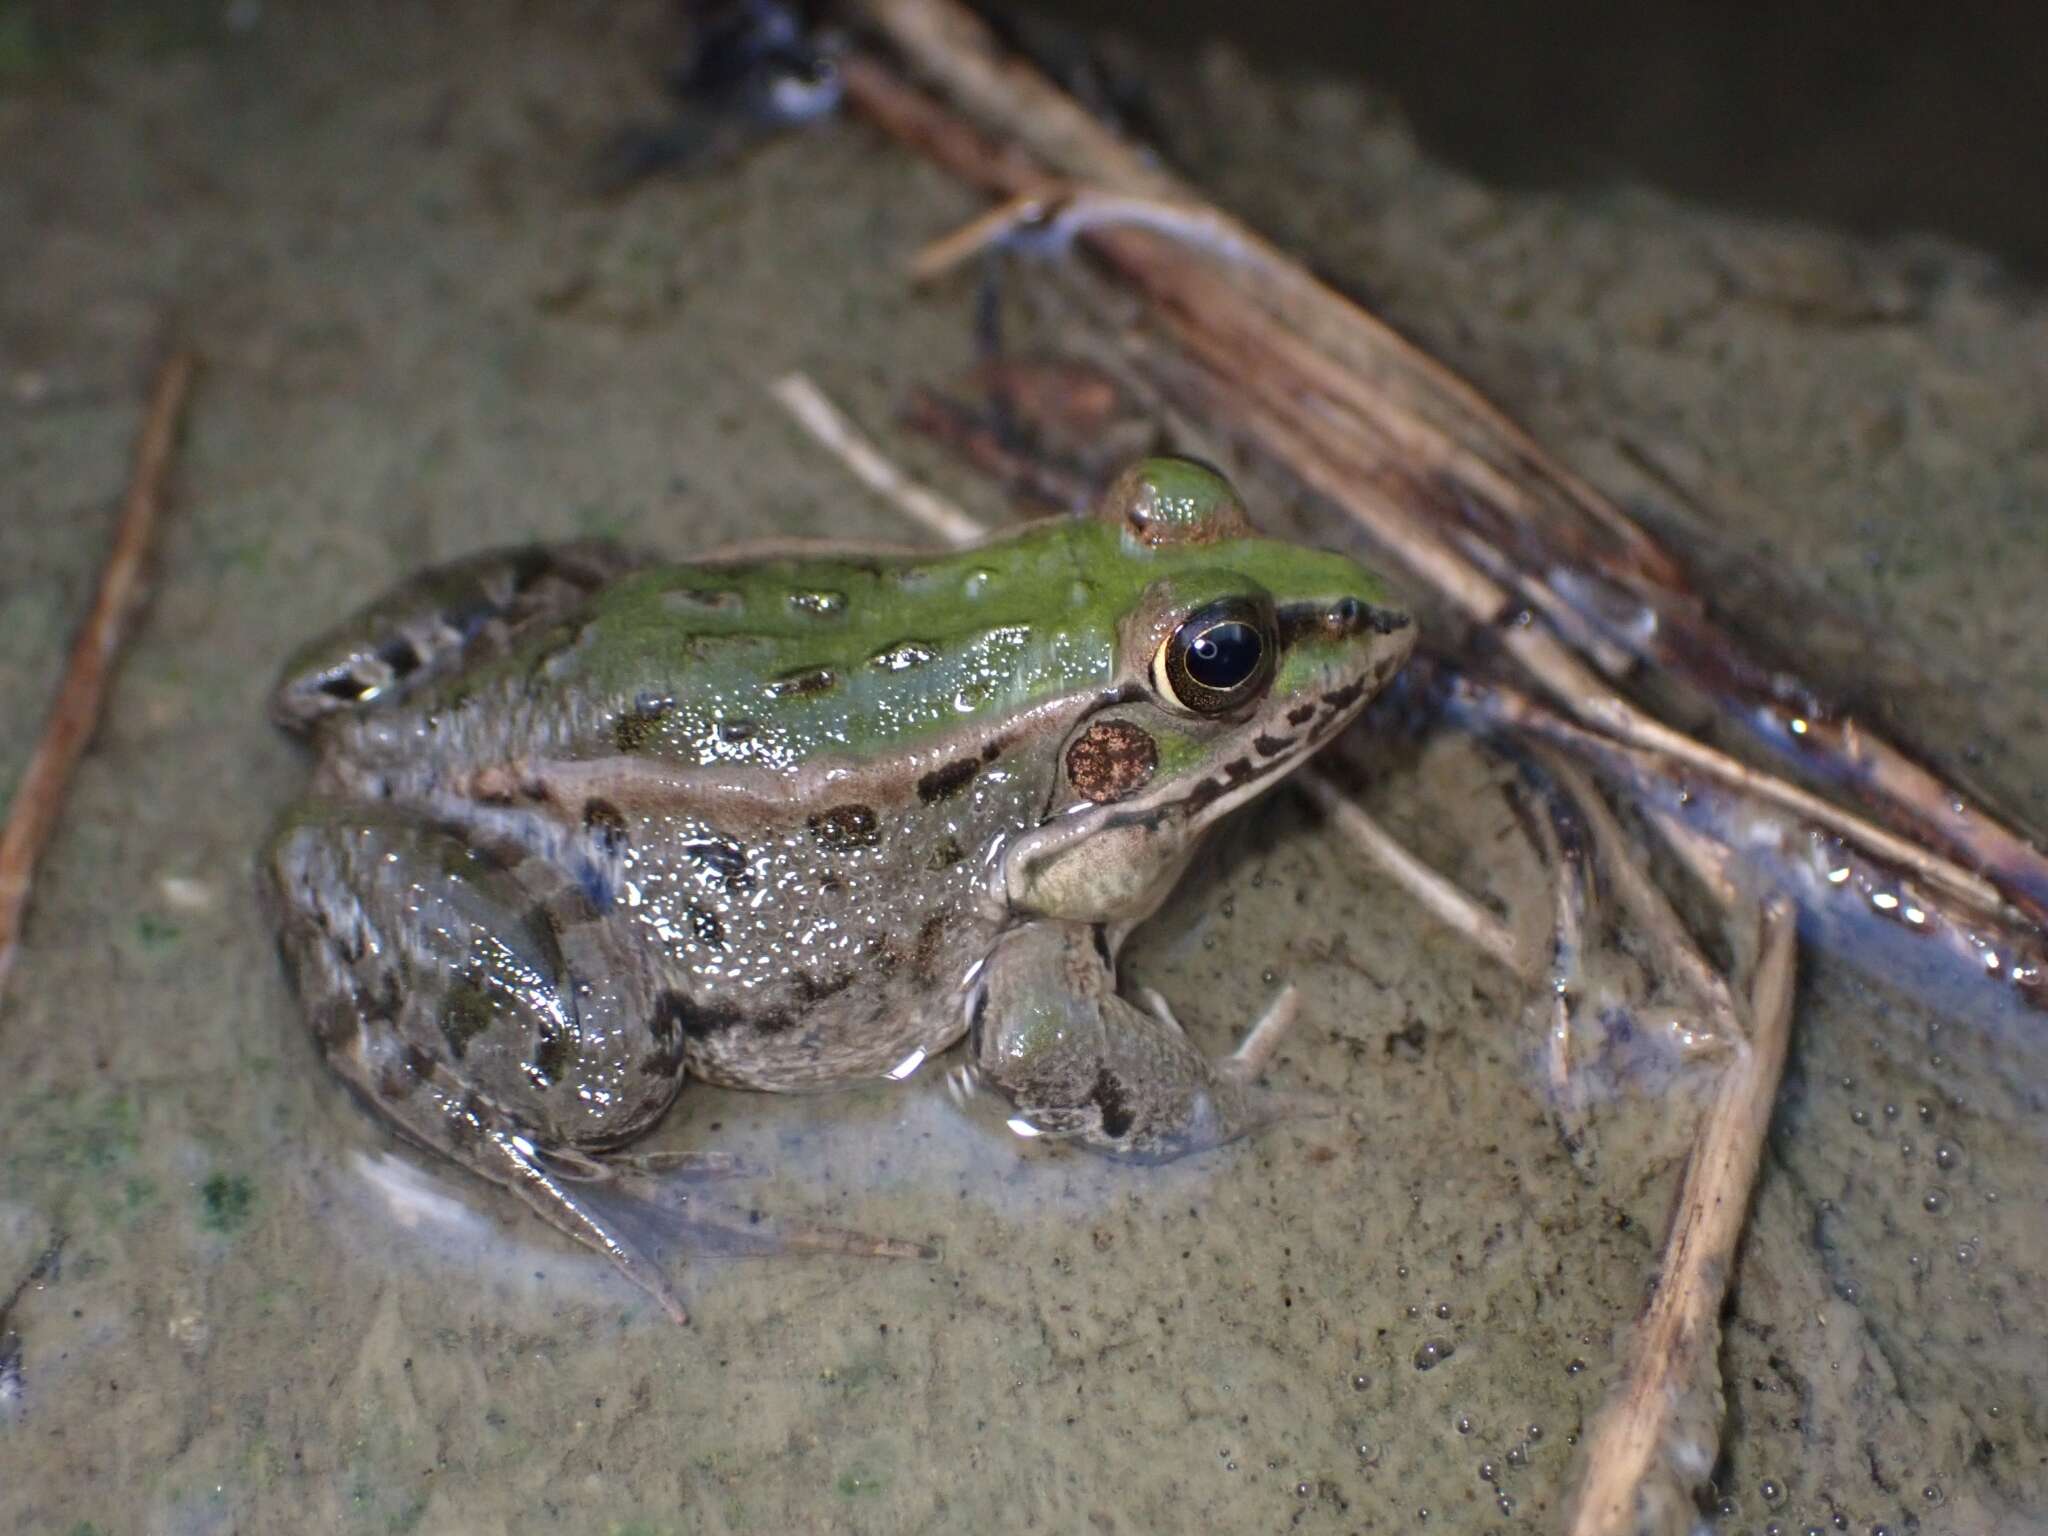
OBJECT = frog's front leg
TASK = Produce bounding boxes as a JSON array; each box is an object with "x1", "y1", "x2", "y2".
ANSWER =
[{"x1": 968, "y1": 920, "x2": 1305, "y2": 1161}]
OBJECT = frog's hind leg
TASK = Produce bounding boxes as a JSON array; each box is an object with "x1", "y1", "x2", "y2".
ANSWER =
[
  {"x1": 968, "y1": 920, "x2": 1318, "y2": 1162},
  {"x1": 270, "y1": 541, "x2": 646, "y2": 732},
  {"x1": 264, "y1": 803, "x2": 696, "y2": 1323}
]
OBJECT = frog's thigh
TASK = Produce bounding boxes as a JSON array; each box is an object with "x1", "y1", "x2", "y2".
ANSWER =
[
  {"x1": 264, "y1": 803, "x2": 682, "y2": 1152},
  {"x1": 969, "y1": 919, "x2": 1279, "y2": 1161},
  {"x1": 266, "y1": 804, "x2": 693, "y2": 1318}
]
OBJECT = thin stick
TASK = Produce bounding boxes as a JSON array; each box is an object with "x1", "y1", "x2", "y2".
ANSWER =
[
  {"x1": 1540, "y1": 752, "x2": 1745, "y2": 1055},
  {"x1": 1566, "y1": 900, "x2": 1797, "y2": 1535},
  {"x1": 0, "y1": 350, "x2": 196, "y2": 993},
  {"x1": 768, "y1": 373, "x2": 989, "y2": 548},
  {"x1": 1296, "y1": 768, "x2": 1524, "y2": 977}
]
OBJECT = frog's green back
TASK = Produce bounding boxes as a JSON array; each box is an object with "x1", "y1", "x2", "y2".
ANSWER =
[{"x1": 480, "y1": 518, "x2": 1388, "y2": 772}]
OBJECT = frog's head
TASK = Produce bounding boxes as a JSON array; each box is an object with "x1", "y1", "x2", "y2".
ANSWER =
[{"x1": 1004, "y1": 457, "x2": 1416, "y2": 923}]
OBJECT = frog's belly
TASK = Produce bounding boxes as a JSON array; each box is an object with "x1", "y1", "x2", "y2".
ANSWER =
[{"x1": 616, "y1": 808, "x2": 1015, "y2": 1092}]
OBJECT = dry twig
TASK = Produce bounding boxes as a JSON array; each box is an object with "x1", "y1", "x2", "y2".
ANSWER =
[
  {"x1": 1567, "y1": 901, "x2": 1798, "y2": 1535},
  {"x1": 0, "y1": 350, "x2": 196, "y2": 994}
]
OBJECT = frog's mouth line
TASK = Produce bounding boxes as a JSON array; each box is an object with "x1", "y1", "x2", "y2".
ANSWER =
[{"x1": 1087, "y1": 602, "x2": 1416, "y2": 840}]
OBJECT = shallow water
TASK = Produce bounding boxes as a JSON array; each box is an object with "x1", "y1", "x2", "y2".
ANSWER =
[{"x1": 1, "y1": 6, "x2": 2043, "y2": 1534}]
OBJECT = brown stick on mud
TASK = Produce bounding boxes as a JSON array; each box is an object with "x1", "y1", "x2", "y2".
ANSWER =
[
  {"x1": 844, "y1": 0, "x2": 2048, "y2": 931},
  {"x1": 1566, "y1": 900, "x2": 1798, "y2": 1536},
  {"x1": 0, "y1": 350, "x2": 196, "y2": 994}
]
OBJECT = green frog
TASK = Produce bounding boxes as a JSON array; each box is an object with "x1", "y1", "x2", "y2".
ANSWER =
[{"x1": 263, "y1": 458, "x2": 1415, "y2": 1320}]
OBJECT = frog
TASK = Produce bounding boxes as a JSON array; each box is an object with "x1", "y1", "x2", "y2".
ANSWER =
[{"x1": 261, "y1": 456, "x2": 1416, "y2": 1322}]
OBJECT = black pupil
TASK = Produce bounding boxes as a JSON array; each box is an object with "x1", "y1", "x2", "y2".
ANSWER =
[{"x1": 1185, "y1": 621, "x2": 1262, "y2": 690}]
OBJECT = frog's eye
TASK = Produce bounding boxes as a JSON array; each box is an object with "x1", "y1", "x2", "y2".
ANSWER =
[{"x1": 1151, "y1": 597, "x2": 1276, "y2": 715}]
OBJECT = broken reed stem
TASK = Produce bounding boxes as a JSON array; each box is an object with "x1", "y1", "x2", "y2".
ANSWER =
[
  {"x1": 845, "y1": 0, "x2": 2048, "y2": 933},
  {"x1": 768, "y1": 373, "x2": 990, "y2": 547},
  {"x1": 1540, "y1": 753, "x2": 1747, "y2": 1055},
  {"x1": 1295, "y1": 769, "x2": 1524, "y2": 977},
  {"x1": 1566, "y1": 899, "x2": 1798, "y2": 1536},
  {"x1": 0, "y1": 350, "x2": 196, "y2": 994}
]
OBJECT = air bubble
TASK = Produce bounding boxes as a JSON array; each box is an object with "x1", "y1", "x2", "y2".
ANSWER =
[
  {"x1": 1805, "y1": 1525, "x2": 1827, "y2": 1536},
  {"x1": 1352, "y1": 1373, "x2": 1370, "y2": 1391},
  {"x1": 1436, "y1": 1303, "x2": 1452, "y2": 1319},
  {"x1": 1933, "y1": 1139, "x2": 1963, "y2": 1171},
  {"x1": 1526, "y1": 1423, "x2": 1542, "y2": 1442},
  {"x1": 1456, "y1": 1415, "x2": 1474, "y2": 1436},
  {"x1": 1955, "y1": 1240, "x2": 1980, "y2": 1269},
  {"x1": 1566, "y1": 1358, "x2": 1586, "y2": 1376},
  {"x1": 1406, "y1": 1305, "x2": 1421, "y2": 1319},
  {"x1": 1838, "y1": 1280, "x2": 1861, "y2": 1304},
  {"x1": 1850, "y1": 1107, "x2": 1870, "y2": 1126},
  {"x1": 1719, "y1": 1498, "x2": 1738, "y2": 1518},
  {"x1": 1916, "y1": 1099, "x2": 1935, "y2": 1122},
  {"x1": 1413, "y1": 1339, "x2": 1455, "y2": 1370},
  {"x1": 1506, "y1": 1445, "x2": 1526, "y2": 1468},
  {"x1": 1922, "y1": 1188, "x2": 1950, "y2": 1216},
  {"x1": 1898, "y1": 1138, "x2": 1916, "y2": 1158},
  {"x1": 1761, "y1": 1478, "x2": 1786, "y2": 1506},
  {"x1": 1479, "y1": 1460, "x2": 1498, "y2": 1483},
  {"x1": 1396, "y1": 1264, "x2": 1409, "y2": 1279},
  {"x1": 1496, "y1": 1494, "x2": 1514, "y2": 1515},
  {"x1": 1296, "y1": 1482, "x2": 1311, "y2": 1498},
  {"x1": 1923, "y1": 1483, "x2": 1944, "y2": 1505},
  {"x1": 1883, "y1": 1103, "x2": 1900, "y2": 1121}
]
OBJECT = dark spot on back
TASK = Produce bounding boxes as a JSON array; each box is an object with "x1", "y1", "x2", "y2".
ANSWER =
[
  {"x1": 808, "y1": 803, "x2": 880, "y2": 848},
  {"x1": 917, "y1": 757, "x2": 980, "y2": 803},
  {"x1": 438, "y1": 983, "x2": 496, "y2": 1060},
  {"x1": 530, "y1": 1024, "x2": 569, "y2": 1088},
  {"x1": 913, "y1": 913, "x2": 948, "y2": 983},
  {"x1": 1287, "y1": 703, "x2": 1315, "y2": 727},
  {"x1": 686, "y1": 904, "x2": 725, "y2": 950},
  {"x1": 1089, "y1": 1069, "x2": 1136, "y2": 1140},
  {"x1": 927, "y1": 837, "x2": 965, "y2": 871},
  {"x1": 316, "y1": 669, "x2": 376, "y2": 703},
  {"x1": 682, "y1": 837, "x2": 751, "y2": 890},
  {"x1": 613, "y1": 697, "x2": 672, "y2": 752},
  {"x1": 1253, "y1": 732, "x2": 1293, "y2": 758},
  {"x1": 793, "y1": 970, "x2": 857, "y2": 1005},
  {"x1": 768, "y1": 666, "x2": 837, "y2": 698},
  {"x1": 583, "y1": 798, "x2": 628, "y2": 855}
]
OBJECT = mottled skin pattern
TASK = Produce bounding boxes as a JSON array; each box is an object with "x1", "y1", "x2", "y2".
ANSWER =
[{"x1": 262, "y1": 459, "x2": 1416, "y2": 1320}]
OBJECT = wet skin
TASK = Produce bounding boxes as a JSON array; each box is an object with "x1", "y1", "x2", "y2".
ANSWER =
[{"x1": 262, "y1": 457, "x2": 1416, "y2": 1320}]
